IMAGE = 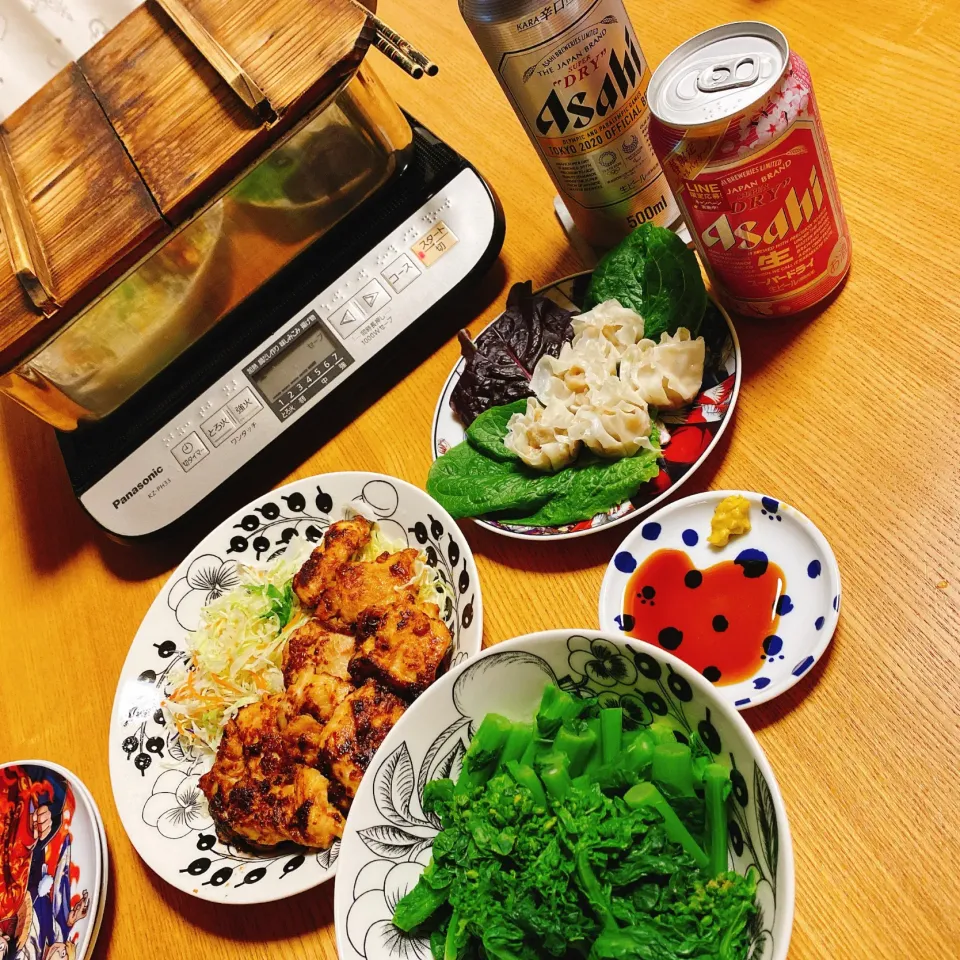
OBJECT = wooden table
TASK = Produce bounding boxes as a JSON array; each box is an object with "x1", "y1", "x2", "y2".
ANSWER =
[{"x1": 1, "y1": 0, "x2": 958, "y2": 957}]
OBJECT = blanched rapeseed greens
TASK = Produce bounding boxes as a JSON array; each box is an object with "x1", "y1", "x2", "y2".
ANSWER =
[{"x1": 393, "y1": 685, "x2": 758, "y2": 960}]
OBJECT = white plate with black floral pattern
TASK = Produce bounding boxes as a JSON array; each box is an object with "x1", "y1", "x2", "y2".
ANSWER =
[
  {"x1": 108, "y1": 472, "x2": 483, "y2": 903},
  {"x1": 334, "y1": 631, "x2": 794, "y2": 960}
]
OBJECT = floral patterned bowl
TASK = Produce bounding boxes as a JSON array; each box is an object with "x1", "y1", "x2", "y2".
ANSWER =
[
  {"x1": 108, "y1": 472, "x2": 483, "y2": 903},
  {"x1": 334, "y1": 631, "x2": 794, "y2": 960}
]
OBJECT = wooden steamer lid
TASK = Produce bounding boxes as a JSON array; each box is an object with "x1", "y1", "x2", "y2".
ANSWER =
[{"x1": 0, "y1": 0, "x2": 378, "y2": 374}]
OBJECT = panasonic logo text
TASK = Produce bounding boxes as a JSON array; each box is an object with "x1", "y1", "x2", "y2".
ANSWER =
[{"x1": 114, "y1": 466, "x2": 164, "y2": 509}]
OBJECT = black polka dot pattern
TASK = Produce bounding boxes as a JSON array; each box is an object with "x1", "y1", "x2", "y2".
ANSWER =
[
  {"x1": 703, "y1": 666, "x2": 722, "y2": 682},
  {"x1": 712, "y1": 615, "x2": 728, "y2": 632},
  {"x1": 641, "y1": 585, "x2": 656, "y2": 599},
  {"x1": 734, "y1": 549, "x2": 769, "y2": 579},
  {"x1": 684, "y1": 570, "x2": 703, "y2": 589},
  {"x1": 658, "y1": 626, "x2": 683, "y2": 650}
]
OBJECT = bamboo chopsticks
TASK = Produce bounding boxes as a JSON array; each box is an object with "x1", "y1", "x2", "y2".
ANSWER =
[{"x1": 352, "y1": 3, "x2": 438, "y2": 79}]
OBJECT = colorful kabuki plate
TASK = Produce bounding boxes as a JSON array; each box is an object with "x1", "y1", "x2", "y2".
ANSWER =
[
  {"x1": 0, "y1": 761, "x2": 105, "y2": 960},
  {"x1": 431, "y1": 271, "x2": 741, "y2": 540}
]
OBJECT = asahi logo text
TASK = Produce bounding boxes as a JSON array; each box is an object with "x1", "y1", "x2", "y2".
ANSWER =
[
  {"x1": 701, "y1": 166, "x2": 826, "y2": 251},
  {"x1": 535, "y1": 27, "x2": 643, "y2": 135}
]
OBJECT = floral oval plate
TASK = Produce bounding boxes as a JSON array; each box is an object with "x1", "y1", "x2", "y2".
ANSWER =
[
  {"x1": 431, "y1": 272, "x2": 741, "y2": 540},
  {"x1": 108, "y1": 472, "x2": 483, "y2": 904},
  {"x1": 598, "y1": 491, "x2": 841, "y2": 709},
  {"x1": 334, "y1": 631, "x2": 794, "y2": 960}
]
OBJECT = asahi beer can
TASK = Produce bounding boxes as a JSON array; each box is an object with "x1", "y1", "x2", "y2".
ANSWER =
[
  {"x1": 647, "y1": 22, "x2": 851, "y2": 317},
  {"x1": 460, "y1": 0, "x2": 680, "y2": 247}
]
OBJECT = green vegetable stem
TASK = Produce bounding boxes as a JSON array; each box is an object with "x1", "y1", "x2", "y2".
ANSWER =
[
  {"x1": 651, "y1": 742, "x2": 695, "y2": 797},
  {"x1": 648, "y1": 721, "x2": 679, "y2": 745},
  {"x1": 444, "y1": 908, "x2": 468, "y2": 960},
  {"x1": 536, "y1": 684, "x2": 584, "y2": 738},
  {"x1": 575, "y1": 849, "x2": 618, "y2": 934},
  {"x1": 499, "y1": 722, "x2": 535, "y2": 768},
  {"x1": 599, "y1": 708, "x2": 623, "y2": 765},
  {"x1": 624, "y1": 782, "x2": 709, "y2": 871},
  {"x1": 554, "y1": 722, "x2": 597, "y2": 777},
  {"x1": 505, "y1": 760, "x2": 546, "y2": 807},
  {"x1": 621, "y1": 730, "x2": 655, "y2": 777},
  {"x1": 535, "y1": 751, "x2": 573, "y2": 801},
  {"x1": 703, "y1": 763, "x2": 732, "y2": 878},
  {"x1": 391, "y1": 861, "x2": 450, "y2": 932},
  {"x1": 457, "y1": 713, "x2": 512, "y2": 794}
]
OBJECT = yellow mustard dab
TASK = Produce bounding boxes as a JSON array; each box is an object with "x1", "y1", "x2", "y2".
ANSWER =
[{"x1": 707, "y1": 495, "x2": 751, "y2": 547}]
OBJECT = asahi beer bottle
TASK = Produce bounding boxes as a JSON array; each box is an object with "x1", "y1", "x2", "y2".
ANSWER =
[{"x1": 459, "y1": 0, "x2": 680, "y2": 247}]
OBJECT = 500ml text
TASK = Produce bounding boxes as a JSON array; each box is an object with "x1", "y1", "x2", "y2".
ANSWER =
[
  {"x1": 114, "y1": 465, "x2": 164, "y2": 509},
  {"x1": 627, "y1": 194, "x2": 668, "y2": 228}
]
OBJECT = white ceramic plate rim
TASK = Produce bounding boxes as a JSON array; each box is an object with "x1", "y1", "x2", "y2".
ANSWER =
[
  {"x1": 598, "y1": 490, "x2": 841, "y2": 709},
  {"x1": 4, "y1": 760, "x2": 104, "y2": 960},
  {"x1": 69, "y1": 777, "x2": 108, "y2": 960},
  {"x1": 108, "y1": 471, "x2": 483, "y2": 904},
  {"x1": 333, "y1": 630, "x2": 795, "y2": 960},
  {"x1": 430, "y1": 271, "x2": 743, "y2": 541}
]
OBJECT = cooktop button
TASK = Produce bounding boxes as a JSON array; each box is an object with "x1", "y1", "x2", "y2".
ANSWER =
[
  {"x1": 355, "y1": 278, "x2": 391, "y2": 316},
  {"x1": 200, "y1": 407, "x2": 237, "y2": 447},
  {"x1": 226, "y1": 387, "x2": 262, "y2": 426},
  {"x1": 381, "y1": 254, "x2": 421, "y2": 294},
  {"x1": 329, "y1": 301, "x2": 363, "y2": 334},
  {"x1": 171, "y1": 432, "x2": 210, "y2": 472}
]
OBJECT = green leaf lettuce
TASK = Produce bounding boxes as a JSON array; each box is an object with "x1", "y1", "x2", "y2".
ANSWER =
[
  {"x1": 584, "y1": 223, "x2": 707, "y2": 340},
  {"x1": 427, "y1": 401, "x2": 661, "y2": 527}
]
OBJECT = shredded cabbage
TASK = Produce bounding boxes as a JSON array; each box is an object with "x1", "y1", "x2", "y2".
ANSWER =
[
  {"x1": 163, "y1": 523, "x2": 455, "y2": 754},
  {"x1": 163, "y1": 537, "x2": 314, "y2": 755}
]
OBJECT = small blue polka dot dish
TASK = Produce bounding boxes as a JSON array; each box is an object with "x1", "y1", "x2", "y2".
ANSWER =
[{"x1": 598, "y1": 490, "x2": 841, "y2": 710}]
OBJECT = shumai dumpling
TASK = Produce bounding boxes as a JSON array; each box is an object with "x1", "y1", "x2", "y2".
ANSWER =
[
  {"x1": 531, "y1": 338, "x2": 616, "y2": 408},
  {"x1": 620, "y1": 328, "x2": 705, "y2": 410},
  {"x1": 568, "y1": 381, "x2": 654, "y2": 458},
  {"x1": 571, "y1": 299, "x2": 646, "y2": 350},
  {"x1": 504, "y1": 397, "x2": 580, "y2": 472}
]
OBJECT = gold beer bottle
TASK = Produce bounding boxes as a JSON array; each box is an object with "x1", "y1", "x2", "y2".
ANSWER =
[{"x1": 459, "y1": 0, "x2": 680, "y2": 246}]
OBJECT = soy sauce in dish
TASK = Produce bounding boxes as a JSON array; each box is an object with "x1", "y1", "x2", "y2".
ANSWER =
[{"x1": 623, "y1": 548, "x2": 786, "y2": 685}]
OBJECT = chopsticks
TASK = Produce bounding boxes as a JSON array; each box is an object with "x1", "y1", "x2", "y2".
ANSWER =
[{"x1": 352, "y1": 3, "x2": 438, "y2": 79}]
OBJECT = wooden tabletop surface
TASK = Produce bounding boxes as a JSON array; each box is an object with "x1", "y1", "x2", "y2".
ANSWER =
[{"x1": 1, "y1": 0, "x2": 958, "y2": 957}]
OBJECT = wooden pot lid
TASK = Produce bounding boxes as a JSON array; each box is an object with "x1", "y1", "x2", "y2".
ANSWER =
[{"x1": 0, "y1": 0, "x2": 378, "y2": 373}]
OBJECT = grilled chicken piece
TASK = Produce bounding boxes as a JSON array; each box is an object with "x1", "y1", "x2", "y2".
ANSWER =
[
  {"x1": 282, "y1": 619, "x2": 356, "y2": 723},
  {"x1": 314, "y1": 548, "x2": 420, "y2": 632},
  {"x1": 293, "y1": 516, "x2": 372, "y2": 608},
  {"x1": 318, "y1": 680, "x2": 406, "y2": 807},
  {"x1": 199, "y1": 693, "x2": 344, "y2": 849},
  {"x1": 350, "y1": 601, "x2": 452, "y2": 698}
]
